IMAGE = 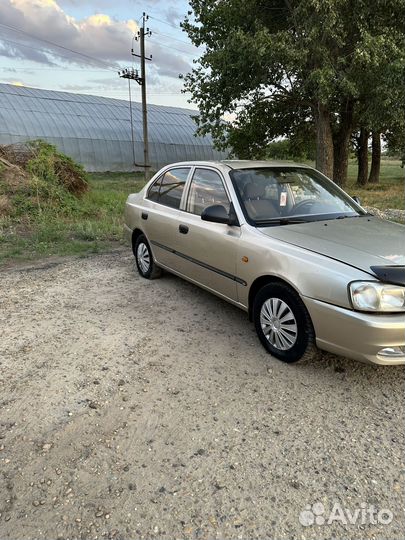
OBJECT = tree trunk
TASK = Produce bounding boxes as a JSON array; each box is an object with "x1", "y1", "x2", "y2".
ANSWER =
[
  {"x1": 332, "y1": 100, "x2": 354, "y2": 187},
  {"x1": 314, "y1": 102, "x2": 334, "y2": 178},
  {"x1": 368, "y1": 131, "x2": 381, "y2": 183},
  {"x1": 356, "y1": 128, "x2": 369, "y2": 186}
]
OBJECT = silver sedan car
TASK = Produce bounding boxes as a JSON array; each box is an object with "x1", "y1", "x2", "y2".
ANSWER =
[{"x1": 124, "y1": 161, "x2": 405, "y2": 365}]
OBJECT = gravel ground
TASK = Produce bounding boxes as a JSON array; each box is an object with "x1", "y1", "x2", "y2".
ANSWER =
[
  {"x1": 364, "y1": 207, "x2": 405, "y2": 223},
  {"x1": 0, "y1": 249, "x2": 404, "y2": 540}
]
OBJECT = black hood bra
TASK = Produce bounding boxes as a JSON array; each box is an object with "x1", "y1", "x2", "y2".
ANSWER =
[{"x1": 371, "y1": 266, "x2": 405, "y2": 287}]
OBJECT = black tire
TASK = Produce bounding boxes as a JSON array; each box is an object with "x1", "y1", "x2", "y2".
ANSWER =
[
  {"x1": 134, "y1": 234, "x2": 162, "y2": 279},
  {"x1": 253, "y1": 282, "x2": 318, "y2": 363}
]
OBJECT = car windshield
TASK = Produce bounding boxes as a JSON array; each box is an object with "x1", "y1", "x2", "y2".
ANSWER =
[{"x1": 230, "y1": 167, "x2": 365, "y2": 225}]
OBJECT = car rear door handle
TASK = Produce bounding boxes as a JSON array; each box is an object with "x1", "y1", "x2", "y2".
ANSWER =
[
  {"x1": 179, "y1": 224, "x2": 189, "y2": 234},
  {"x1": 141, "y1": 212, "x2": 148, "y2": 220}
]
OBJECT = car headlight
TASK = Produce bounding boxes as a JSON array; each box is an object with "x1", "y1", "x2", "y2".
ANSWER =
[{"x1": 350, "y1": 281, "x2": 405, "y2": 312}]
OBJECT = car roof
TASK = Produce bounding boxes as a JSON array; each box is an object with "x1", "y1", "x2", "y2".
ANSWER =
[
  {"x1": 221, "y1": 159, "x2": 311, "y2": 170},
  {"x1": 161, "y1": 160, "x2": 312, "y2": 170}
]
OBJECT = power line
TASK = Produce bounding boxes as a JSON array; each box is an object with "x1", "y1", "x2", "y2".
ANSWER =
[
  {"x1": 0, "y1": 22, "x2": 119, "y2": 69},
  {"x1": 149, "y1": 37, "x2": 200, "y2": 57},
  {"x1": 0, "y1": 36, "x2": 118, "y2": 71},
  {"x1": 153, "y1": 30, "x2": 203, "y2": 49},
  {"x1": 148, "y1": 15, "x2": 180, "y2": 30},
  {"x1": 1, "y1": 66, "x2": 111, "y2": 72},
  {"x1": 100, "y1": 91, "x2": 189, "y2": 96}
]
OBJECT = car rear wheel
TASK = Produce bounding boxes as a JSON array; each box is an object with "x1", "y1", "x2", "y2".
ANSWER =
[
  {"x1": 134, "y1": 234, "x2": 162, "y2": 279},
  {"x1": 253, "y1": 282, "x2": 318, "y2": 363}
]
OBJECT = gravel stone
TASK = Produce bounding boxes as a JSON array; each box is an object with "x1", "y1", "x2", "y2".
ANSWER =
[
  {"x1": 364, "y1": 206, "x2": 405, "y2": 223},
  {"x1": 0, "y1": 249, "x2": 403, "y2": 539}
]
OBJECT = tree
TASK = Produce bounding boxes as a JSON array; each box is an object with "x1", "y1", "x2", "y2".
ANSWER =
[
  {"x1": 385, "y1": 128, "x2": 405, "y2": 165},
  {"x1": 355, "y1": 128, "x2": 369, "y2": 186},
  {"x1": 352, "y1": 14, "x2": 405, "y2": 183},
  {"x1": 182, "y1": 0, "x2": 405, "y2": 186},
  {"x1": 266, "y1": 135, "x2": 315, "y2": 161},
  {"x1": 368, "y1": 131, "x2": 382, "y2": 184}
]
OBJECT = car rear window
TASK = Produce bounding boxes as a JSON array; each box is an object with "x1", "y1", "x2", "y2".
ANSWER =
[{"x1": 146, "y1": 168, "x2": 190, "y2": 209}]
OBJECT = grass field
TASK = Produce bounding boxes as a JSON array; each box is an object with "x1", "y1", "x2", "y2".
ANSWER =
[
  {"x1": 0, "y1": 172, "x2": 146, "y2": 264},
  {"x1": 346, "y1": 159, "x2": 404, "y2": 209},
  {"x1": 0, "y1": 161, "x2": 403, "y2": 265}
]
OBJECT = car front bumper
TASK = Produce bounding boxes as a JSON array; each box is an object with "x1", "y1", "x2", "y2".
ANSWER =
[{"x1": 303, "y1": 297, "x2": 405, "y2": 365}]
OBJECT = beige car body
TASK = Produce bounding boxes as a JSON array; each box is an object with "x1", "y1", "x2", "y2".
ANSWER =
[{"x1": 124, "y1": 160, "x2": 405, "y2": 365}]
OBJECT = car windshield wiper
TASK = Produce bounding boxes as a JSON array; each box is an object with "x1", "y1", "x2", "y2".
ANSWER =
[
  {"x1": 256, "y1": 212, "x2": 367, "y2": 226},
  {"x1": 256, "y1": 217, "x2": 311, "y2": 226}
]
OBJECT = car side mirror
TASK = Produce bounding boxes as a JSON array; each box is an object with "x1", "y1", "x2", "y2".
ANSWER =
[
  {"x1": 201, "y1": 204, "x2": 239, "y2": 226},
  {"x1": 352, "y1": 196, "x2": 361, "y2": 205}
]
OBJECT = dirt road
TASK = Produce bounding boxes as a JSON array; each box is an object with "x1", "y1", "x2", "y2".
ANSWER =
[{"x1": 0, "y1": 250, "x2": 404, "y2": 539}]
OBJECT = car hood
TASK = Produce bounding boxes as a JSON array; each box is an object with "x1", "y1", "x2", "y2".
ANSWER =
[{"x1": 258, "y1": 216, "x2": 405, "y2": 276}]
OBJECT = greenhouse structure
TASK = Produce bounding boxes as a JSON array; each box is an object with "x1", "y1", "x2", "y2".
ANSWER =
[{"x1": 0, "y1": 83, "x2": 227, "y2": 172}]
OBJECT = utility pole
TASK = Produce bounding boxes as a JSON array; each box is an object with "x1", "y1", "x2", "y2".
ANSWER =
[
  {"x1": 133, "y1": 13, "x2": 152, "y2": 182},
  {"x1": 139, "y1": 14, "x2": 151, "y2": 182},
  {"x1": 118, "y1": 14, "x2": 152, "y2": 181}
]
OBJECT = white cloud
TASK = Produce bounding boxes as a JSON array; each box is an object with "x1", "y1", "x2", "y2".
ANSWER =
[
  {"x1": 148, "y1": 41, "x2": 192, "y2": 78},
  {"x1": 0, "y1": 0, "x2": 139, "y2": 67},
  {"x1": 0, "y1": 0, "x2": 195, "y2": 80}
]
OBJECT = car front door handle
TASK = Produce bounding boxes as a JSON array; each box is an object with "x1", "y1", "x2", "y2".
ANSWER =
[{"x1": 179, "y1": 224, "x2": 189, "y2": 234}]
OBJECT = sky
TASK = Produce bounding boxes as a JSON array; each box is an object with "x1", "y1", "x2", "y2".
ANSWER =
[{"x1": 0, "y1": 0, "x2": 203, "y2": 109}]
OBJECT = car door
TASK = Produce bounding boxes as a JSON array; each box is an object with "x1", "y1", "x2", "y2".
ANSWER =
[
  {"x1": 174, "y1": 167, "x2": 241, "y2": 302},
  {"x1": 142, "y1": 167, "x2": 191, "y2": 271}
]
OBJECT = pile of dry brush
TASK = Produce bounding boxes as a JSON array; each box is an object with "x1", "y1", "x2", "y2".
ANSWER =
[
  {"x1": 0, "y1": 140, "x2": 88, "y2": 219},
  {"x1": 0, "y1": 141, "x2": 88, "y2": 196}
]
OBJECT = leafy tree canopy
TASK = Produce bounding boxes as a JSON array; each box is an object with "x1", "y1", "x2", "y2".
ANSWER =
[{"x1": 182, "y1": 0, "x2": 405, "y2": 172}]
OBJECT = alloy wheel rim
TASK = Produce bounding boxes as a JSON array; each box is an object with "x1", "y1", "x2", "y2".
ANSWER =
[
  {"x1": 137, "y1": 243, "x2": 150, "y2": 273},
  {"x1": 260, "y1": 298, "x2": 298, "y2": 351}
]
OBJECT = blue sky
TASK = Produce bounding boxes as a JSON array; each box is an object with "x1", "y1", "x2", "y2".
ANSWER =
[{"x1": 0, "y1": 0, "x2": 201, "y2": 109}]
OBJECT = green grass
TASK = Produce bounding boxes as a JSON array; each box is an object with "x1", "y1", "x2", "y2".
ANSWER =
[
  {"x1": 0, "y1": 172, "x2": 148, "y2": 265},
  {"x1": 346, "y1": 159, "x2": 404, "y2": 209},
  {"x1": 0, "y1": 162, "x2": 403, "y2": 266}
]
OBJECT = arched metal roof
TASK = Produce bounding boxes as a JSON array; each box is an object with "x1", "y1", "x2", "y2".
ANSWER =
[{"x1": 0, "y1": 83, "x2": 227, "y2": 172}]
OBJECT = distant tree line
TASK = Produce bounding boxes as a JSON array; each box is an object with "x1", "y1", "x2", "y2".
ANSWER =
[{"x1": 182, "y1": 0, "x2": 405, "y2": 186}]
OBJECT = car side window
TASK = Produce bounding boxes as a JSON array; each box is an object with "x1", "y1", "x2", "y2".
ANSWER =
[
  {"x1": 187, "y1": 168, "x2": 230, "y2": 216},
  {"x1": 147, "y1": 175, "x2": 162, "y2": 202},
  {"x1": 147, "y1": 168, "x2": 190, "y2": 209}
]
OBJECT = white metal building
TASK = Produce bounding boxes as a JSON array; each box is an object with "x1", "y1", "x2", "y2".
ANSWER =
[{"x1": 0, "y1": 83, "x2": 227, "y2": 171}]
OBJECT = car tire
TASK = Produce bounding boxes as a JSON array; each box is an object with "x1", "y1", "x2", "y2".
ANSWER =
[
  {"x1": 253, "y1": 282, "x2": 318, "y2": 363},
  {"x1": 134, "y1": 234, "x2": 162, "y2": 279}
]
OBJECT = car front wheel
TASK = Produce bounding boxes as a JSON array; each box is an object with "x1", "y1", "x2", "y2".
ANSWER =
[
  {"x1": 253, "y1": 282, "x2": 318, "y2": 363},
  {"x1": 134, "y1": 234, "x2": 162, "y2": 279}
]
